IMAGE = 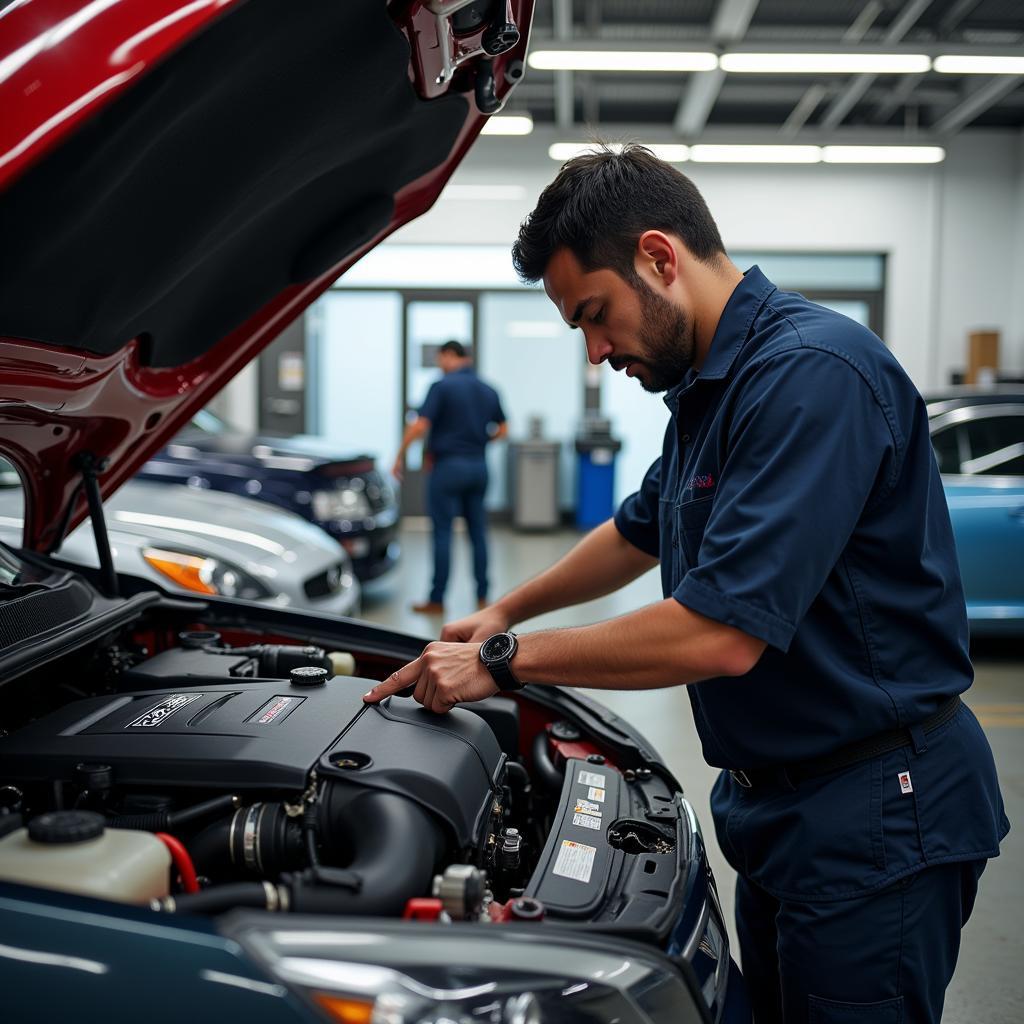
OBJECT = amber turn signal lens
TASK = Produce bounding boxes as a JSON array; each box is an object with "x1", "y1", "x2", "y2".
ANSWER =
[
  {"x1": 312, "y1": 994, "x2": 375, "y2": 1024},
  {"x1": 142, "y1": 548, "x2": 217, "y2": 594}
]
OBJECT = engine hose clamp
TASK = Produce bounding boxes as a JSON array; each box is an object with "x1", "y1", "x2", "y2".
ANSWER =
[{"x1": 242, "y1": 804, "x2": 264, "y2": 874}]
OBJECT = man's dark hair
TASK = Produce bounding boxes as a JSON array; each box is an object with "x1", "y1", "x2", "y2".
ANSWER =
[
  {"x1": 439, "y1": 339, "x2": 466, "y2": 357},
  {"x1": 512, "y1": 144, "x2": 725, "y2": 285}
]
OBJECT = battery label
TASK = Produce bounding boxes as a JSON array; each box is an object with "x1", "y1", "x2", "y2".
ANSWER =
[
  {"x1": 574, "y1": 798, "x2": 601, "y2": 816},
  {"x1": 578, "y1": 769, "x2": 606, "y2": 788},
  {"x1": 587, "y1": 786, "x2": 606, "y2": 803},
  {"x1": 553, "y1": 839, "x2": 596, "y2": 883},
  {"x1": 572, "y1": 813, "x2": 601, "y2": 830}
]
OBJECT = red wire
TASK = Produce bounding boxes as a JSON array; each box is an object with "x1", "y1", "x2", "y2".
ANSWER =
[{"x1": 154, "y1": 832, "x2": 200, "y2": 894}]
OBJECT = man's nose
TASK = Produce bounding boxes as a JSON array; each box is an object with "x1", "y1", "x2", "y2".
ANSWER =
[{"x1": 584, "y1": 333, "x2": 613, "y2": 365}]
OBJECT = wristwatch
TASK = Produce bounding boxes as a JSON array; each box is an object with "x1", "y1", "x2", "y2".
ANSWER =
[{"x1": 479, "y1": 631, "x2": 524, "y2": 691}]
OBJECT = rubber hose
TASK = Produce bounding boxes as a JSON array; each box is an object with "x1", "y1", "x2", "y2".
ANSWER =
[{"x1": 531, "y1": 731, "x2": 564, "y2": 791}]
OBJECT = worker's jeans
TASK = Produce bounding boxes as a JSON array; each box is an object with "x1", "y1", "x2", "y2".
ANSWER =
[
  {"x1": 736, "y1": 858, "x2": 986, "y2": 1023},
  {"x1": 427, "y1": 455, "x2": 489, "y2": 603}
]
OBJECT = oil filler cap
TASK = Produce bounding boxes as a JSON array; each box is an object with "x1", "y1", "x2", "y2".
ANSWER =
[
  {"x1": 28, "y1": 811, "x2": 105, "y2": 845},
  {"x1": 290, "y1": 666, "x2": 329, "y2": 687}
]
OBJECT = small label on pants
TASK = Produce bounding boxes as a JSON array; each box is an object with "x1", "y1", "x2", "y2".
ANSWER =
[{"x1": 898, "y1": 770, "x2": 914, "y2": 794}]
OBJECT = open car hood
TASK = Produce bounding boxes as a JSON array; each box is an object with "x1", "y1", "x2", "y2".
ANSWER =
[{"x1": 0, "y1": 0, "x2": 532, "y2": 552}]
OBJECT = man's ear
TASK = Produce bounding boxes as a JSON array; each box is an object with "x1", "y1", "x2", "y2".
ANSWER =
[{"x1": 636, "y1": 230, "x2": 678, "y2": 286}]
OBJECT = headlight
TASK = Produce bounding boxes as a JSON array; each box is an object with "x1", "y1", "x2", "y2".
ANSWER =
[
  {"x1": 142, "y1": 548, "x2": 273, "y2": 601},
  {"x1": 313, "y1": 487, "x2": 372, "y2": 521},
  {"x1": 226, "y1": 921, "x2": 708, "y2": 1024}
]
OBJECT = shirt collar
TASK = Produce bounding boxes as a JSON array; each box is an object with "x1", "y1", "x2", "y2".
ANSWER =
[{"x1": 663, "y1": 265, "x2": 776, "y2": 409}]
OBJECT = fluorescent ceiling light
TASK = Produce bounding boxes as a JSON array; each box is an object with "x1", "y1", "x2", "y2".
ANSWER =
[
  {"x1": 548, "y1": 142, "x2": 623, "y2": 161},
  {"x1": 720, "y1": 52, "x2": 931, "y2": 74},
  {"x1": 822, "y1": 146, "x2": 945, "y2": 164},
  {"x1": 933, "y1": 55, "x2": 1024, "y2": 75},
  {"x1": 528, "y1": 49, "x2": 717, "y2": 72},
  {"x1": 690, "y1": 144, "x2": 821, "y2": 163},
  {"x1": 480, "y1": 114, "x2": 534, "y2": 136},
  {"x1": 441, "y1": 184, "x2": 528, "y2": 201},
  {"x1": 548, "y1": 142, "x2": 688, "y2": 163}
]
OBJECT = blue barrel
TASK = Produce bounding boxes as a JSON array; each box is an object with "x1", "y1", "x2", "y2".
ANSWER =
[{"x1": 575, "y1": 436, "x2": 622, "y2": 530}]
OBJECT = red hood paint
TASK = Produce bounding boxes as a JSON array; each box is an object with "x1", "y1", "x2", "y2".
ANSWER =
[{"x1": 0, "y1": 0, "x2": 533, "y2": 552}]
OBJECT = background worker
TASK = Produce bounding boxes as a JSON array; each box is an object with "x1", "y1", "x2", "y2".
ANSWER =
[
  {"x1": 393, "y1": 340, "x2": 507, "y2": 615},
  {"x1": 372, "y1": 147, "x2": 1008, "y2": 1023}
]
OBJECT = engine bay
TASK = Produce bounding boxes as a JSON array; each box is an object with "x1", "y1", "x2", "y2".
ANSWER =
[{"x1": 0, "y1": 615, "x2": 693, "y2": 936}]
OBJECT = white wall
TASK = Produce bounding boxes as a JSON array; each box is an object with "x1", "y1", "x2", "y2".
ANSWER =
[{"x1": 394, "y1": 129, "x2": 1024, "y2": 389}]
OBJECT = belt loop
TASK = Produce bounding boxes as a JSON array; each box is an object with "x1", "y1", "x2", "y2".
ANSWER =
[{"x1": 909, "y1": 723, "x2": 928, "y2": 755}]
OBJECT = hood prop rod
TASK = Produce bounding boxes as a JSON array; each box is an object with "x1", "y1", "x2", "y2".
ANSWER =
[{"x1": 74, "y1": 452, "x2": 118, "y2": 597}]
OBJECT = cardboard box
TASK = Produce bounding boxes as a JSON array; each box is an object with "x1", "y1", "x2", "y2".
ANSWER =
[{"x1": 966, "y1": 330, "x2": 999, "y2": 385}]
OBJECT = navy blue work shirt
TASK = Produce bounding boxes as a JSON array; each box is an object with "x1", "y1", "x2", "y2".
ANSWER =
[
  {"x1": 420, "y1": 367, "x2": 505, "y2": 461},
  {"x1": 615, "y1": 266, "x2": 1007, "y2": 898}
]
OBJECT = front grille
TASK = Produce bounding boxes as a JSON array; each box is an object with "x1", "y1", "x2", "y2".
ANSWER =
[
  {"x1": 303, "y1": 563, "x2": 344, "y2": 601},
  {"x1": 362, "y1": 470, "x2": 392, "y2": 514}
]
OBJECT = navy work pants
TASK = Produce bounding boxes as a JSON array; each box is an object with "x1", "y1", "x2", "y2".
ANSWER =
[
  {"x1": 736, "y1": 858, "x2": 985, "y2": 1023},
  {"x1": 427, "y1": 455, "x2": 489, "y2": 603}
]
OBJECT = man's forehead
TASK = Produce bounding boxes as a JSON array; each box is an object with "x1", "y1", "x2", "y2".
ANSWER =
[{"x1": 543, "y1": 248, "x2": 590, "y2": 319}]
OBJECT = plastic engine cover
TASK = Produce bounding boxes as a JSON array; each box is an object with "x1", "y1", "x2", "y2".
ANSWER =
[{"x1": 0, "y1": 684, "x2": 503, "y2": 848}]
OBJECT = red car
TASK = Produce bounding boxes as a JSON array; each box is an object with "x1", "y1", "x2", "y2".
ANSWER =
[{"x1": 0, "y1": 4, "x2": 746, "y2": 1023}]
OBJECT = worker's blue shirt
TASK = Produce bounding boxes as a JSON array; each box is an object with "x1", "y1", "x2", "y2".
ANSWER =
[
  {"x1": 615, "y1": 266, "x2": 1008, "y2": 898},
  {"x1": 420, "y1": 367, "x2": 505, "y2": 461}
]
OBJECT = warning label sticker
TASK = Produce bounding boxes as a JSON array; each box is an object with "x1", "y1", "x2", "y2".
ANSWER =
[
  {"x1": 587, "y1": 786, "x2": 606, "y2": 803},
  {"x1": 578, "y1": 769, "x2": 606, "y2": 788},
  {"x1": 553, "y1": 839, "x2": 597, "y2": 883},
  {"x1": 574, "y1": 798, "x2": 601, "y2": 816},
  {"x1": 572, "y1": 812, "x2": 602, "y2": 830}
]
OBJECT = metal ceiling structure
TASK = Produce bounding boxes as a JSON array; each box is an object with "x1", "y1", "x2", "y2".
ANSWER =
[{"x1": 513, "y1": 0, "x2": 1024, "y2": 141}]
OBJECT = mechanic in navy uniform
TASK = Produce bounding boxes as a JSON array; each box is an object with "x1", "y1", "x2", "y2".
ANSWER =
[
  {"x1": 393, "y1": 340, "x2": 508, "y2": 615},
  {"x1": 369, "y1": 147, "x2": 1008, "y2": 1023}
]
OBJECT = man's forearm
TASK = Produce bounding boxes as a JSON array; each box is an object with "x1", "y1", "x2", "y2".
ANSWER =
[
  {"x1": 514, "y1": 598, "x2": 765, "y2": 689},
  {"x1": 494, "y1": 519, "x2": 658, "y2": 626}
]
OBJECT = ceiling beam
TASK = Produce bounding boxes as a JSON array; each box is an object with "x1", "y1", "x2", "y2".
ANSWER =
[
  {"x1": 934, "y1": 75, "x2": 1024, "y2": 134},
  {"x1": 820, "y1": 0, "x2": 934, "y2": 131},
  {"x1": 553, "y1": 0, "x2": 573, "y2": 130},
  {"x1": 673, "y1": 0, "x2": 760, "y2": 137},
  {"x1": 939, "y1": 0, "x2": 984, "y2": 37}
]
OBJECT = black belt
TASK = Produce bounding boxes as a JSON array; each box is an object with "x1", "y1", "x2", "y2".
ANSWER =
[{"x1": 729, "y1": 695, "x2": 963, "y2": 789}]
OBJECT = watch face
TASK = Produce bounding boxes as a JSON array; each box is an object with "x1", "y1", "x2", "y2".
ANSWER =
[{"x1": 483, "y1": 633, "x2": 515, "y2": 662}]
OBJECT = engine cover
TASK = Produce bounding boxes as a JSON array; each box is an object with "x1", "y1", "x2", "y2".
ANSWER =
[{"x1": 0, "y1": 681, "x2": 503, "y2": 847}]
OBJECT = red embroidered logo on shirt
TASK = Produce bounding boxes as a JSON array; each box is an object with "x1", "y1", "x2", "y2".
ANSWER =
[{"x1": 687, "y1": 473, "x2": 716, "y2": 491}]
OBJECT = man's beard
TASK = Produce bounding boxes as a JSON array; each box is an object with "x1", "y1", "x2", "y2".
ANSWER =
[{"x1": 633, "y1": 276, "x2": 695, "y2": 393}]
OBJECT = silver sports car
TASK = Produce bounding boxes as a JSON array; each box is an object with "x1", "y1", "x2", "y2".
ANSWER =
[{"x1": 0, "y1": 473, "x2": 360, "y2": 617}]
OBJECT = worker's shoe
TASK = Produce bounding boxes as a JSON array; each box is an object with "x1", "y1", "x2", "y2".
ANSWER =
[{"x1": 411, "y1": 600, "x2": 445, "y2": 615}]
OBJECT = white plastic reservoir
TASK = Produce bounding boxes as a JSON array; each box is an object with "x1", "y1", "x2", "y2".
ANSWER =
[{"x1": 0, "y1": 812, "x2": 170, "y2": 904}]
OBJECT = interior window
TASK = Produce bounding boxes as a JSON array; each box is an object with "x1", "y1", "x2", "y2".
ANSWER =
[
  {"x1": 963, "y1": 416, "x2": 1024, "y2": 476},
  {"x1": 931, "y1": 426, "x2": 962, "y2": 474}
]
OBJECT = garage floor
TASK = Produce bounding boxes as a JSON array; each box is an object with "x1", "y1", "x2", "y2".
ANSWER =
[{"x1": 362, "y1": 522, "x2": 1022, "y2": 1023}]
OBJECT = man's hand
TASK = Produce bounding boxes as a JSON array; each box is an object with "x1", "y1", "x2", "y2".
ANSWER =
[
  {"x1": 390, "y1": 455, "x2": 404, "y2": 482},
  {"x1": 363, "y1": 641, "x2": 499, "y2": 714},
  {"x1": 440, "y1": 606, "x2": 511, "y2": 643}
]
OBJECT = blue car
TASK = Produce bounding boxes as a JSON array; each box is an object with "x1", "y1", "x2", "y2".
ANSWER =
[
  {"x1": 139, "y1": 410, "x2": 400, "y2": 582},
  {"x1": 929, "y1": 391, "x2": 1024, "y2": 634}
]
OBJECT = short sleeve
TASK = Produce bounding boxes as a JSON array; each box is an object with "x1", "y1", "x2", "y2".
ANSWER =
[
  {"x1": 614, "y1": 456, "x2": 662, "y2": 557},
  {"x1": 673, "y1": 349, "x2": 898, "y2": 652},
  {"x1": 419, "y1": 381, "x2": 442, "y2": 421}
]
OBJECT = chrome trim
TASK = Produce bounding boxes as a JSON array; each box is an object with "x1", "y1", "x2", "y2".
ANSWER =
[{"x1": 929, "y1": 403, "x2": 1024, "y2": 432}]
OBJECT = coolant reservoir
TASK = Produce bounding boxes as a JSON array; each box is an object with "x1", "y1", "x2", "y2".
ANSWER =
[{"x1": 0, "y1": 811, "x2": 170, "y2": 904}]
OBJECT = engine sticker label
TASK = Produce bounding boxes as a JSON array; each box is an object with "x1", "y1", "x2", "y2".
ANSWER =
[
  {"x1": 587, "y1": 786, "x2": 606, "y2": 803},
  {"x1": 574, "y1": 798, "x2": 601, "y2": 816},
  {"x1": 127, "y1": 693, "x2": 203, "y2": 729},
  {"x1": 572, "y1": 813, "x2": 602, "y2": 831},
  {"x1": 578, "y1": 770, "x2": 606, "y2": 788},
  {"x1": 250, "y1": 695, "x2": 305, "y2": 726},
  {"x1": 553, "y1": 839, "x2": 596, "y2": 884}
]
